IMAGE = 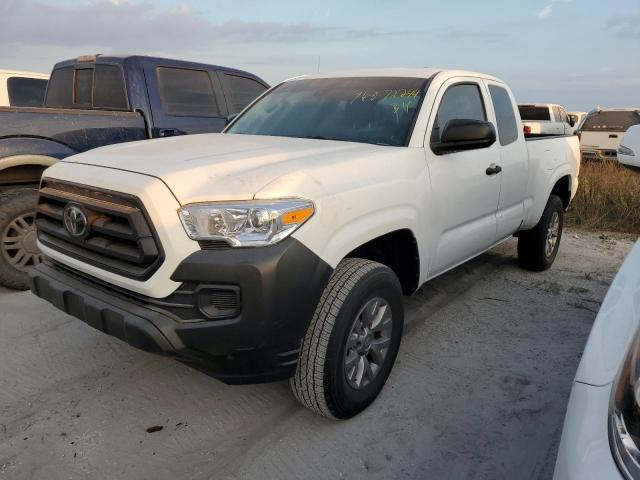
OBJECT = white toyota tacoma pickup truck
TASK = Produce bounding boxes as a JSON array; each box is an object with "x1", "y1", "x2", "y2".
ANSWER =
[{"x1": 29, "y1": 69, "x2": 580, "y2": 419}]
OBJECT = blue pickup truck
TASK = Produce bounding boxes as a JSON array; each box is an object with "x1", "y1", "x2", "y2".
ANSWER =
[{"x1": 0, "y1": 54, "x2": 268, "y2": 289}]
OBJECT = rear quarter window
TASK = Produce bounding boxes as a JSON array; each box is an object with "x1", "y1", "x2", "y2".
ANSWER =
[
  {"x1": 221, "y1": 73, "x2": 267, "y2": 114},
  {"x1": 488, "y1": 85, "x2": 518, "y2": 146},
  {"x1": 156, "y1": 67, "x2": 220, "y2": 117},
  {"x1": 7, "y1": 77, "x2": 48, "y2": 107}
]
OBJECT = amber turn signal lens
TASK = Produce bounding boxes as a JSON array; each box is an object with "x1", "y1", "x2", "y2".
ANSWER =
[{"x1": 282, "y1": 206, "x2": 314, "y2": 225}]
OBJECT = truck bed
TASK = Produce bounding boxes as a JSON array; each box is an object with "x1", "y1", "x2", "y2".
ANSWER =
[{"x1": 0, "y1": 106, "x2": 147, "y2": 154}]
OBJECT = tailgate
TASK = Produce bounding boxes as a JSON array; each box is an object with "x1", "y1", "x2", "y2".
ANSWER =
[{"x1": 580, "y1": 131, "x2": 624, "y2": 150}]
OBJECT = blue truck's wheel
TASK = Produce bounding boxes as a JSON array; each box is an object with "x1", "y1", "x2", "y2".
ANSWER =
[
  {"x1": 0, "y1": 188, "x2": 41, "y2": 290},
  {"x1": 291, "y1": 258, "x2": 404, "y2": 419}
]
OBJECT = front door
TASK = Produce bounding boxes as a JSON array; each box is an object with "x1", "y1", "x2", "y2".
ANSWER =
[{"x1": 425, "y1": 79, "x2": 502, "y2": 275}]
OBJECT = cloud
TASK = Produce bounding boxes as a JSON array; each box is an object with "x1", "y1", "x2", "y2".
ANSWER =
[
  {"x1": 440, "y1": 30, "x2": 510, "y2": 44},
  {"x1": 536, "y1": 0, "x2": 571, "y2": 20},
  {"x1": 537, "y1": 5, "x2": 553, "y2": 19},
  {"x1": 0, "y1": 0, "x2": 412, "y2": 51},
  {"x1": 607, "y1": 14, "x2": 640, "y2": 39}
]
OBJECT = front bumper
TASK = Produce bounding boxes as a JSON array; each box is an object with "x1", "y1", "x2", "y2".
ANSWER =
[
  {"x1": 554, "y1": 381, "x2": 621, "y2": 479},
  {"x1": 29, "y1": 238, "x2": 332, "y2": 384},
  {"x1": 618, "y1": 153, "x2": 640, "y2": 172}
]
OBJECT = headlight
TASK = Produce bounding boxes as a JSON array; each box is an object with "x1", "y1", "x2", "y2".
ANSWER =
[
  {"x1": 610, "y1": 329, "x2": 640, "y2": 479},
  {"x1": 619, "y1": 145, "x2": 636, "y2": 156},
  {"x1": 178, "y1": 199, "x2": 314, "y2": 247}
]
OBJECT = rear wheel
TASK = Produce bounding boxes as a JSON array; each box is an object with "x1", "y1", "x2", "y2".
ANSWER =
[
  {"x1": 291, "y1": 258, "x2": 404, "y2": 419},
  {"x1": 0, "y1": 188, "x2": 42, "y2": 290},
  {"x1": 517, "y1": 194, "x2": 564, "y2": 271}
]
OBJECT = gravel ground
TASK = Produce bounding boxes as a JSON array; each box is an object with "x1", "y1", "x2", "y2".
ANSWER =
[{"x1": 0, "y1": 230, "x2": 636, "y2": 480}]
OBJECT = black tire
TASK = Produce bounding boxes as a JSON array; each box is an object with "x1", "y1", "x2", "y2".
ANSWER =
[
  {"x1": 291, "y1": 258, "x2": 404, "y2": 419},
  {"x1": 517, "y1": 194, "x2": 564, "y2": 272},
  {"x1": 0, "y1": 188, "x2": 41, "y2": 290}
]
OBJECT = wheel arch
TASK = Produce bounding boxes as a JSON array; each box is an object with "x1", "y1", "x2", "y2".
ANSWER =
[
  {"x1": 343, "y1": 228, "x2": 420, "y2": 295},
  {"x1": 551, "y1": 174, "x2": 572, "y2": 210},
  {"x1": 0, "y1": 155, "x2": 59, "y2": 187}
]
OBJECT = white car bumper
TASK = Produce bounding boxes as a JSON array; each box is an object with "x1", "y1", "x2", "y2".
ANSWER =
[
  {"x1": 618, "y1": 153, "x2": 640, "y2": 169},
  {"x1": 554, "y1": 381, "x2": 622, "y2": 479}
]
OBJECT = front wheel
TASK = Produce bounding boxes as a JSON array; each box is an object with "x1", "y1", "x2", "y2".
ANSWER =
[
  {"x1": 517, "y1": 194, "x2": 564, "y2": 271},
  {"x1": 291, "y1": 258, "x2": 404, "y2": 419},
  {"x1": 0, "y1": 188, "x2": 42, "y2": 290}
]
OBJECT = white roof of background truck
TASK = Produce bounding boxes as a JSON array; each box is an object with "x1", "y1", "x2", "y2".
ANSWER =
[{"x1": 287, "y1": 68, "x2": 502, "y2": 82}]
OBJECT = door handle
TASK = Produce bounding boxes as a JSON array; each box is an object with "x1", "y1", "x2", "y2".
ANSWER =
[
  {"x1": 159, "y1": 128, "x2": 179, "y2": 137},
  {"x1": 486, "y1": 164, "x2": 502, "y2": 175}
]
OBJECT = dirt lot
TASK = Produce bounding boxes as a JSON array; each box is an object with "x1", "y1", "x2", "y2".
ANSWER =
[{"x1": 0, "y1": 230, "x2": 636, "y2": 480}]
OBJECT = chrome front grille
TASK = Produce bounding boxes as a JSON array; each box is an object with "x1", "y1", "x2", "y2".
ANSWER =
[{"x1": 36, "y1": 179, "x2": 163, "y2": 280}]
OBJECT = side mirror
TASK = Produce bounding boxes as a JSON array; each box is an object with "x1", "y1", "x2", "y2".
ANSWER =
[
  {"x1": 431, "y1": 119, "x2": 497, "y2": 155},
  {"x1": 225, "y1": 113, "x2": 238, "y2": 126},
  {"x1": 568, "y1": 114, "x2": 576, "y2": 127}
]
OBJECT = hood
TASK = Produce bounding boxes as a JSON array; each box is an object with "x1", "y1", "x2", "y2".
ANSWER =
[
  {"x1": 575, "y1": 240, "x2": 640, "y2": 386},
  {"x1": 62, "y1": 133, "x2": 385, "y2": 204}
]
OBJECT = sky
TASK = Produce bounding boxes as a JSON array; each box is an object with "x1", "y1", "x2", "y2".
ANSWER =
[{"x1": 0, "y1": 0, "x2": 638, "y2": 112}]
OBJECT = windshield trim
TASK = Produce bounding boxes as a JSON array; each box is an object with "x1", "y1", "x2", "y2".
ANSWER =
[{"x1": 223, "y1": 75, "x2": 435, "y2": 147}]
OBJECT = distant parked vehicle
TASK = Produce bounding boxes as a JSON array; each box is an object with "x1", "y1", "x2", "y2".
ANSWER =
[
  {"x1": 568, "y1": 111, "x2": 587, "y2": 134},
  {"x1": 554, "y1": 240, "x2": 640, "y2": 480},
  {"x1": 618, "y1": 124, "x2": 640, "y2": 171},
  {"x1": 518, "y1": 103, "x2": 575, "y2": 136},
  {"x1": 579, "y1": 108, "x2": 640, "y2": 161},
  {"x1": 0, "y1": 54, "x2": 269, "y2": 290},
  {"x1": 0, "y1": 70, "x2": 48, "y2": 107}
]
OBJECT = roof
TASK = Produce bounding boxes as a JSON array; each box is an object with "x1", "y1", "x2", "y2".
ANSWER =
[
  {"x1": 51, "y1": 55, "x2": 265, "y2": 82},
  {"x1": 285, "y1": 68, "x2": 502, "y2": 83}
]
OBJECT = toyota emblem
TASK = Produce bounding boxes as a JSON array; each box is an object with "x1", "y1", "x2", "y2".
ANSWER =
[{"x1": 63, "y1": 204, "x2": 89, "y2": 238}]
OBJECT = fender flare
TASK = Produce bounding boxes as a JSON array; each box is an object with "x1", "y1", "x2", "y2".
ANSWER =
[{"x1": 0, "y1": 154, "x2": 58, "y2": 173}]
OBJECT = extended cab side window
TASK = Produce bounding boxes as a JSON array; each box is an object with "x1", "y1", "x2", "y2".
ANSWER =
[
  {"x1": 488, "y1": 85, "x2": 518, "y2": 146},
  {"x1": 156, "y1": 67, "x2": 220, "y2": 117},
  {"x1": 431, "y1": 83, "x2": 486, "y2": 143},
  {"x1": 221, "y1": 73, "x2": 267, "y2": 114},
  {"x1": 552, "y1": 106, "x2": 561, "y2": 122}
]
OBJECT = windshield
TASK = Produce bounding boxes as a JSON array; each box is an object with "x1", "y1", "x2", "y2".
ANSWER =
[
  {"x1": 518, "y1": 106, "x2": 551, "y2": 121},
  {"x1": 581, "y1": 111, "x2": 640, "y2": 132},
  {"x1": 226, "y1": 76, "x2": 430, "y2": 147}
]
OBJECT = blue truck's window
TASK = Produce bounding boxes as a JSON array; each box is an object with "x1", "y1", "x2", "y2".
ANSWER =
[
  {"x1": 74, "y1": 68, "x2": 92, "y2": 107},
  {"x1": 93, "y1": 65, "x2": 128, "y2": 110},
  {"x1": 221, "y1": 73, "x2": 267, "y2": 114},
  {"x1": 432, "y1": 83, "x2": 486, "y2": 142},
  {"x1": 488, "y1": 85, "x2": 518, "y2": 146},
  {"x1": 156, "y1": 67, "x2": 219, "y2": 117},
  {"x1": 45, "y1": 67, "x2": 74, "y2": 108},
  {"x1": 7, "y1": 77, "x2": 47, "y2": 107}
]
